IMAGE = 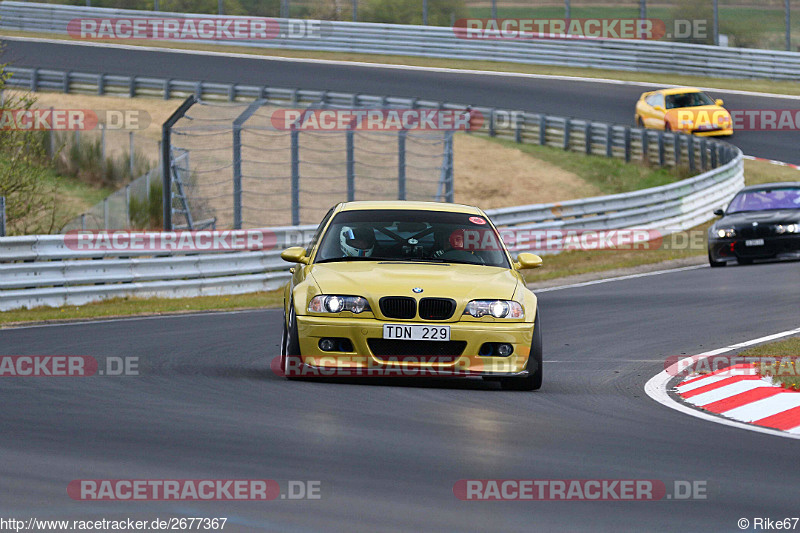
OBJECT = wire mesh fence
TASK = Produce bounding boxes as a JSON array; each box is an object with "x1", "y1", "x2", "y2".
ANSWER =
[{"x1": 168, "y1": 100, "x2": 454, "y2": 229}]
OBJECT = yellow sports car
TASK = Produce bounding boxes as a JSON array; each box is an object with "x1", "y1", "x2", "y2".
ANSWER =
[
  {"x1": 279, "y1": 201, "x2": 544, "y2": 390},
  {"x1": 634, "y1": 87, "x2": 733, "y2": 136}
]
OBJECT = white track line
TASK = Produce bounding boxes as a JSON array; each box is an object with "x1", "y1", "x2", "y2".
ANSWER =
[
  {"x1": 3, "y1": 35, "x2": 800, "y2": 100},
  {"x1": 644, "y1": 326, "x2": 800, "y2": 440},
  {"x1": 534, "y1": 264, "x2": 706, "y2": 292}
]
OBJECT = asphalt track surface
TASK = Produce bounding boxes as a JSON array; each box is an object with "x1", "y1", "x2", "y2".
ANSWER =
[
  {"x1": 3, "y1": 38, "x2": 800, "y2": 164},
  {"x1": 1, "y1": 261, "x2": 799, "y2": 532},
  {"x1": 2, "y1": 38, "x2": 800, "y2": 532}
]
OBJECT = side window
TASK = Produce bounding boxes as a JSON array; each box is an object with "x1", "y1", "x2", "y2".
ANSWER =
[
  {"x1": 654, "y1": 94, "x2": 665, "y2": 109},
  {"x1": 306, "y1": 207, "x2": 336, "y2": 256},
  {"x1": 645, "y1": 94, "x2": 657, "y2": 107}
]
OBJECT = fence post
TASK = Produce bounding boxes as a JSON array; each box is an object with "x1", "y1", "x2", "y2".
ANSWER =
[
  {"x1": 488, "y1": 109, "x2": 496, "y2": 137},
  {"x1": 674, "y1": 132, "x2": 681, "y2": 166},
  {"x1": 605, "y1": 125, "x2": 613, "y2": 157},
  {"x1": 346, "y1": 127, "x2": 355, "y2": 201},
  {"x1": 31, "y1": 68, "x2": 38, "y2": 92},
  {"x1": 81, "y1": 213, "x2": 86, "y2": 231},
  {"x1": 657, "y1": 132, "x2": 665, "y2": 166},
  {"x1": 398, "y1": 129, "x2": 407, "y2": 200},
  {"x1": 538, "y1": 115, "x2": 546, "y2": 145},
  {"x1": 232, "y1": 99, "x2": 265, "y2": 230},
  {"x1": 710, "y1": 142, "x2": 718, "y2": 167},
  {"x1": 700, "y1": 138, "x2": 708, "y2": 170},
  {"x1": 125, "y1": 185, "x2": 131, "y2": 228},
  {"x1": 62, "y1": 70, "x2": 70, "y2": 93},
  {"x1": 0, "y1": 196, "x2": 5, "y2": 237},
  {"x1": 162, "y1": 96, "x2": 197, "y2": 230},
  {"x1": 97, "y1": 73, "x2": 105, "y2": 96},
  {"x1": 291, "y1": 129, "x2": 300, "y2": 225},
  {"x1": 514, "y1": 113, "x2": 523, "y2": 144},
  {"x1": 584, "y1": 121, "x2": 592, "y2": 155},
  {"x1": 623, "y1": 127, "x2": 631, "y2": 162},
  {"x1": 641, "y1": 130, "x2": 649, "y2": 163},
  {"x1": 687, "y1": 134, "x2": 696, "y2": 172}
]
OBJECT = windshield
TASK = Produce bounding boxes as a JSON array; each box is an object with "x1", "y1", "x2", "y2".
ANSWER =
[
  {"x1": 726, "y1": 187, "x2": 800, "y2": 213},
  {"x1": 665, "y1": 92, "x2": 715, "y2": 109},
  {"x1": 314, "y1": 209, "x2": 511, "y2": 268}
]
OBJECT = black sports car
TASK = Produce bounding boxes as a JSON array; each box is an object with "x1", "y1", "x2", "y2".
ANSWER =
[{"x1": 708, "y1": 182, "x2": 800, "y2": 267}]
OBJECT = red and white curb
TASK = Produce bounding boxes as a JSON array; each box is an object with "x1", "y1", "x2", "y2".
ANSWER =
[
  {"x1": 743, "y1": 154, "x2": 800, "y2": 171},
  {"x1": 645, "y1": 326, "x2": 800, "y2": 440},
  {"x1": 676, "y1": 364, "x2": 800, "y2": 434}
]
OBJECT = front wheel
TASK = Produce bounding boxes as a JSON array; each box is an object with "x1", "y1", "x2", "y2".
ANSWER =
[
  {"x1": 501, "y1": 307, "x2": 543, "y2": 391},
  {"x1": 280, "y1": 302, "x2": 302, "y2": 379},
  {"x1": 636, "y1": 116, "x2": 645, "y2": 128},
  {"x1": 664, "y1": 122, "x2": 672, "y2": 132}
]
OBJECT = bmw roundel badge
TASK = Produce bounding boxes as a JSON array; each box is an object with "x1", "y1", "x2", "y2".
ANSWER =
[{"x1": 412, "y1": 287, "x2": 423, "y2": 293}]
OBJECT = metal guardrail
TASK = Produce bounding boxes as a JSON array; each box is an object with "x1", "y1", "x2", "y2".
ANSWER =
[
  {"x1": 0, "y1": 66, "x2": 744, "y2": 311},
  {"x1": 0, "y1": 152, "x2": 743, "y2": 311},
  {"x1": 2, "y1": 2, "x2": 800, "y2": 80}
]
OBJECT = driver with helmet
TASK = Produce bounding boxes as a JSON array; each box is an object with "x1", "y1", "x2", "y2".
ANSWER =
[{"x1": 340, "y1": 226, "x2": 376, "y2": 257}]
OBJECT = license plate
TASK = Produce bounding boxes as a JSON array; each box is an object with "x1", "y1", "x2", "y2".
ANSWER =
[
  {"x1": 383, "y1": 324, "x2": 450, "y2": 341},
  {"x1": 745, "y1": 239, "x2": 764, "y2": 246}
]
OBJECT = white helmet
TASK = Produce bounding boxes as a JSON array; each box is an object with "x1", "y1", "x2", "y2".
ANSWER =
[{"x1": 340, "y1": 226, "x2": 375, "y2": 257}]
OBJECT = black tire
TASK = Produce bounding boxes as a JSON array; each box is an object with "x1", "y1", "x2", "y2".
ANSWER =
[
  {"x1": 280, "y1": 302, "x2": 302, "y2": 379},
  {"x1": 636, "y1": 116, "x2": 645, "y2": 128},
  {"x1": 708, "y1": 252, "x2": 726, "y2": 268},
  {"x1": 664, "y1": 122, "x2": 672, "y2": 132},
  {"x1": 500, "y1": 308, "x2": 543, "y2": 391},
  {"x1": 736, "y1": 257, "x2": 754, "y2": 265}
]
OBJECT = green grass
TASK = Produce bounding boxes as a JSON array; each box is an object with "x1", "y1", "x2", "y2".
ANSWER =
[
  {"x1": 3, "y1": 29, "x2": 800, "y2": 97},
  {"x1": 740, "y1": 336, "x2": 800, "y2": 390},
  {"x1": 0, "y1": 291, "x2": 283, "y2": 327},
  {"x1": 487, "y1": 136, "x2": 685, "y2": 195}
]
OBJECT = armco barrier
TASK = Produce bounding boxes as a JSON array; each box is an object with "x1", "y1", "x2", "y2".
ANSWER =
[{"x1": 2, "y1": 2, "x2": 800, "y2": 80}]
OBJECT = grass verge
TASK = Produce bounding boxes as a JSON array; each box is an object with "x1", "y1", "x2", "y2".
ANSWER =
[
  {"x1": 3, "y1": 30, "x2": 800, "y2": 97},
  {"x1": 0, "y1": 291, "x2": 284, "y2": 328},
  {"x1": 741, "y1": 336, "x2": 800, "y2": 390}
]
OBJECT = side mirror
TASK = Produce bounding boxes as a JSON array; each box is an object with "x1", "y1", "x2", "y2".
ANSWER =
[
  {"x1": 281, "y1": 246, "x2": 309, "y2": 264},
  {"x1": 515, "y1": 253, "x2": 543, "y2": 270},
  {"x1": 713, "y1": 208, "x2": 725, "y2": 216},
  {"x1": 654, "y1": 105, "x2": 665, "y2": 113},
  {"x1": 715, "y1": 99, "x2": 724, "y2": 106}
]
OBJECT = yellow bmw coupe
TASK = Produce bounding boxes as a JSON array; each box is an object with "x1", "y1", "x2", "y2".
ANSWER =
[
  {"x1": 634, "y1": 87, "x2": 733, "y2": 136},
  {"x1": 279, "y1": 201, "x2": 544, "y2": 390}
]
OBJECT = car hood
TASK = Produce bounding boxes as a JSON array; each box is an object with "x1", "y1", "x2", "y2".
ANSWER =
[
  {"x1": 309, "y1": 261, "x2": 520, "y2": 303},
  {"x1": 718, "y1": 209, "x2": 800, "y2": 226}
]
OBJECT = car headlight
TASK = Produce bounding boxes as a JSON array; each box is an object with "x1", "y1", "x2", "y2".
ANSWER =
[
  {"x1": 464, "y1": 300, "x2": 524, "y2": 319},
  {"x1": 716, "y1": 228, "x2": 736, "y2": 238},
  {"x1": 308, "y1": 295, "x2": 371, "y2": 314},
  {"x1": 775, "y1": 223, "x2": 800, "y2": 234}
]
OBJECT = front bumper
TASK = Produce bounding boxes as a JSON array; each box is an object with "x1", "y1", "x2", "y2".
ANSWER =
[
  {"x1": 709, "y1": 235, "x2": 800, "y2": 261},
  {"x1": 293, "y1": 315, "x2": 535, "y2": 377}
]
